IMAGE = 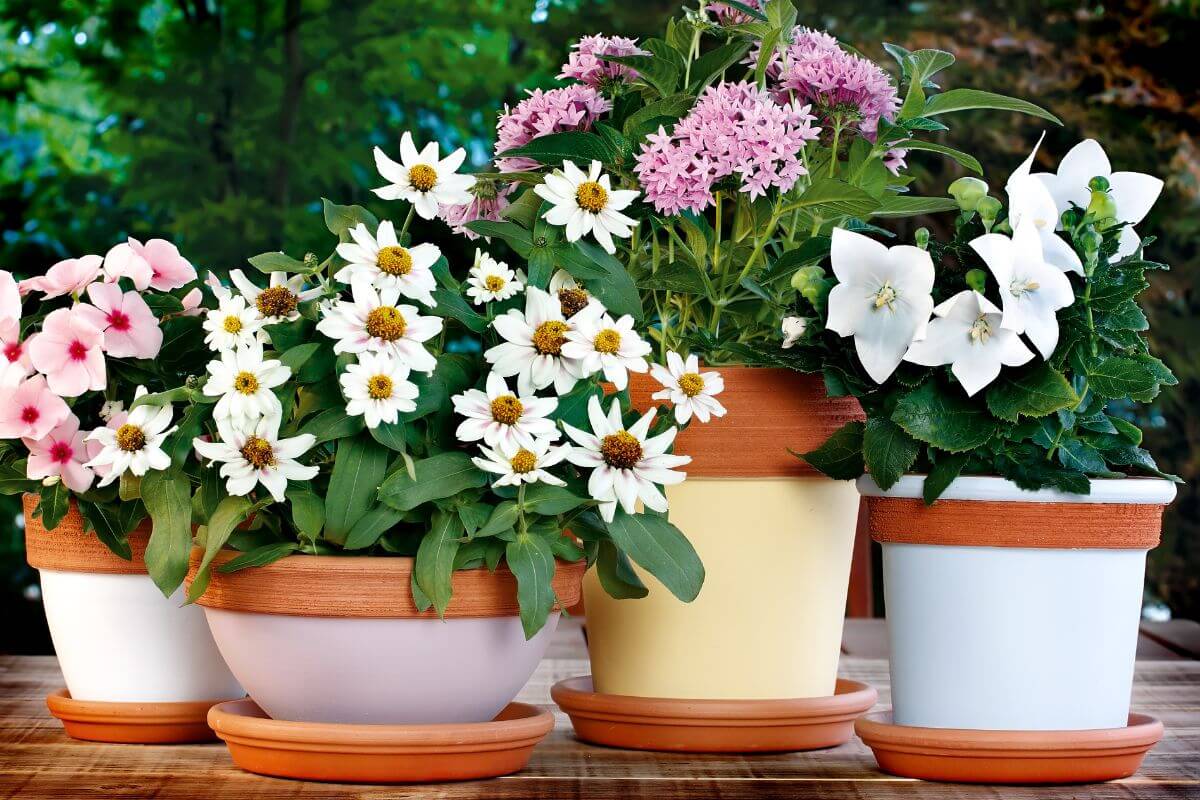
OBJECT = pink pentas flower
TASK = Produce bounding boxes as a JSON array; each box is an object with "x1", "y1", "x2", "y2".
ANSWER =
[
  {"x1": 494, "y1": 85, "x2": 612, "y2": 172},
  {"x1": 439, "y1": 182, "x2": 515, "y2": 240},
  {"x1": 76, "y1": 282, "x2": 163, "y2": 359},
  {"x1": 558, "y1": 34, "x2": 647, "y2": 88},
  {"x1": 0, "y1": 320, "x2": 33, "y2": 387},
  {"x1": 24, "y1": 414, "x2": 94, "y2": 493},
  {"x1": 0, "y1": 374, "x2": 71, "y2": 440},
  {"x1": 27, "y1": 307, "x2": 106, "y2": 397},
  {"x1": 883, "y1": 147, "x2": 908, "y2": 176},
  {"x1": 708, "y1": 0, "x2": 764, "y2": 25},
  {"x1": 20, "y1": 255, "x2": 103, "y2": 300}
]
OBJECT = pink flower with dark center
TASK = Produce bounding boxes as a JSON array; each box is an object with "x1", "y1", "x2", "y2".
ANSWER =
[
  {"x1": 438, "y1": 182, "x2": 515, "y2": 240},
  {"x1": 27, "y1": 307, "x2": 106, "y2": 397},
  {"x1": 0, "y1": 374, "x2": 71, "y2": 440},
  {"x1": 134, "y1": 238, "x2": 198, "y2": 291},
  {"x1": 0, "y1": 321, "x2": 32, "y2": 388},
  {"x1": 20, "y1": 255, "x2": 103, "y2": 300},
  {"x1": 24, "y1": 414, "x2": 94, "y2": 492},
  {"x1": 495, "y1": 85, "x2": 611, "y2": 173},
  {"x1": 558, "y1": 34, "x2": 648, "y2": 88},
  {"x1": 76, "y1": 282, "x2": 163, "y2": 359},
  {"x1": 102, "y1": 239, "x2": 154, "y2": 290}
]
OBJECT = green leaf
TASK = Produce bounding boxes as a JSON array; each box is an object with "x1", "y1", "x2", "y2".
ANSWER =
[
  {"x1": 298, "y1": 408, "x2": 366, "y2": 445},
  {"x1": 754, "y1": 26, "x2": 782, "y2": 88},
  {"x1": 248, "y1": 251, "x2": 309, "y2": 275},
  {"x1": 463, "y1": 220, "x2": 533, "y2": 256},
  {"x1": 985, "y1": 364, "x2": 1079, "y2": 422},
  {"x1": 187, "y1": 495, "x2": 255, "y2": 602},
  {"x1": 279, "y1": 343, "x2": 322, "y2": 372},
  {"x1": 922, "y1": 89, "x2": 1062, "y2": 125},
  {"x1": 551, "y1": 381, "x2": 603, "y2": 432},
  {"x1": 77, "y1": 500, "x2": 142, "y2": 560},
  {"x1": 604, "y1": 510, "x2": 704, "y2": 602},
  {"x1": 477, "y1": 500, "x2": 521, "y2": 538},
  {"x1": 430, "y1": 288, "x2": 488, "y2": 333},
  {"x1": 557, "y1": 240, "x2": 643, "y2": 320},
  {"x1": 1057, "y1": 438, "x2": 1115, "y2": 476},
  {"x1": 344, "y1": 505, "x2": 405, "y2": 550},
  {"x1": 906, "y1": 49, "x2": 956, "y2": 84},
  {"x1": 599, "y1": 53, "x2": 680, "y2": 97},
  {"x1": 688, "y1": 41, "x2": 752, "y2": 92},
  {"x1": 286, "y1": 488, "x2": 325, "y2": 538},
  {"x1": 522, "y1": 484, "x2": 589, "y2": 516},
  {"x1": 623, "y1": 94, "x2": 695, "y2": 140},
  {"x1": 499, "y1": 131, "x2": 618, "y2": 167},
  {"x1": 872, "y1": 195, "x2": 961, "y2": 218},
  {"x1": 892, "y1": 140, "x2": 982, "y2": 174},
  {"x1": 638, "y1": 261, "x2": 710, "y2": 294},
  {"x1": 1086, "y1": 355, "x2": 1160, "y2": 401},
  {"x1": 595, "y1": 539, "x2": 648, "y2": 599},
  {"x1": 799, "y1": 420, "x2": 865, "y2": 480},
  {"x1": 217, "y1": 542, "x2": 300, "y2": 573},
  {"x1": 141, "y1": 469, "x2": 194, "y2": 597},
  {"x1": 506, "y1": 533, "x2": 558, "y2": 639},
  {"x1": 369, "y1": 421, "x2": 407, "y2": 453},
  {"x1": 923, "y1": 451, "x2": 970, "y2": 504},
  {"x1": 863, "y1": 418, "x2": 920, "y2": 491},
  {"x1": 34, "y1": 482, "x2": 71, "y2": 531},
  {"x1": 893, "y1": 382, "x2": 998, "y2": 452},
  {"x1": 782, "y1": 178, "x2": 882, "y2": 218},
  {"x1": 129, "y1": 386, "x2": 191, "y2": 410},
  {"x1": 414, "y1": 510, "x2": 463, "y2": 617},
  {"x1": 322, "y1": 197, "x2": 378, "y2": 238},
  {"x1": 378, "y1": 451, "x2": 489, "y2": 512},
  {"x1": 323, "y1": 436, "x2": 391, "y2": 545}
]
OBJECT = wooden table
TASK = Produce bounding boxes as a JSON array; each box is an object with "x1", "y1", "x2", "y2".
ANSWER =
[{"x1": 2, "y1": 620, "x2": 1198, "y2": 799}]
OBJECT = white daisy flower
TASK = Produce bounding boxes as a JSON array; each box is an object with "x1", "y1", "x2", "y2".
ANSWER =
[
  {"x1": 472, "y1": 436, "x2": 568, "y2": 488},
  {"x1": 650, "y1": 351, "x2": 727, "y2": 425},
  {"x1": 548, "y1": 269, "x2": 592, "y2": 318},
  {"x1": 564, "y1": 396, "x2": 691, "y2": 523},
  {"x1": 315, "y1": 279, "x2": 443, "y2": 374},
  {"x1": 340, "y1": 351, "x2": 420, "y2": 429},
  {"x1": 533, "y1": 160, "x2": 640, "y2": 254},
  {"x1": 84, "y1": 387, "x2": 175, "y2": 487},
  {"x1": 484, "y1": 287, "x2": 587, "y2": 396},
  {"x1": 203, "y1": 343, "x2": 291, "y2": 427},
  {"x1": 372, "y1": 132, "x2": 476, "y2": 220},
  {"x1": 334, "y1": 220, "x2": 439, "y2": 307},
  {"x1": 465, "y1": 249, "x2": 523, "y2": 305},
  {"x1": 452, "y1": 372, "x2": 560, "y2": 452},
  {"x1": 203, "y1": 293, "x2": 264, "y2": 352},
  {"x1": 192, "y1": 414, "x2": 318, "y2": 503},
  {"x1": 230, "y1": 269, "x2": 322, "y2": 324},
  {"x1": 561, "y1": 303, "x2": 651, "y2": 391}
]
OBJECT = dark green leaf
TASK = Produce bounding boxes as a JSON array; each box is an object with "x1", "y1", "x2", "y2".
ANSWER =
[
  {"x1": 522, "y1": 484, "x2": 589, "y2": 515},
  {"x1": 217, "y1": 542, "x2": 301, "y2": 573},
  {"x1": 141, "y1": 469, "x2": 194, "y2": 597},
  {"x1": 414, "y1": 510, "x2": 462, "y2": 617},
  {"x1": 985, "y1": 364, "x2": 1079, "y2": 422},
  {"x1": 893, "y1": 382, "x2": 998, "y2": 452},
  {"x1": 378, "y1": 451, "x2": 489, "y2": 511},
  {"x1": 799, "y1": 420, "x2": 865, "y2": 480},
  {"x1": 604, "y1": 510, "x2": 704, "y2": 602},
  {"x1": 499, "y1": 131, "x2": 618, "y2": 167},
  {"x1": 187, "y1": 495, "x2": 255, "y2": 602},
  {"x1": 324, "y1": 436, "x2": 391, "y2": 544},
  {"x1": 430, "y1": 288, "x2": 489, "y2": 333},
  {"x1": 322, "y1": 197, "x2": 378, "y2": 238},
  {"x1": 298, "y1": 408, "x2": 366, "y2": 445},
  {"x1": 595, "y1": 539, "x2": 648, "y2": 599},
  {"x1": 863, "y1": 418, "x2": 920, "y2": 491},
  {"x1": 506, "y1": 533, "x2": 558, "y2": 639},
  {"x1": 923, "y1": 451, "x2": 970, "y2": 504}
]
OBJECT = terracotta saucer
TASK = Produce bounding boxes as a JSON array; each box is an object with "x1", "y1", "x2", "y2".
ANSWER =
[
  {"x1": 855, "y1": 711, "x2": 1164, "y2": 784},
  {"x1": 551, "y1": 675, "x2": 877, "y2": 753},
  {"x1": 207, "y1": 699, "x2": 554, "y2": 784},
  {"x1": 46, "y1": 688, "x2": 230, "y2": 744}
]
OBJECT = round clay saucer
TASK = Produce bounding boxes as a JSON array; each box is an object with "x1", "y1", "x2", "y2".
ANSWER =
[
  {"x1": 207, "y1": 699, "x2": 554, "y2": 784},
  {"x1": 46, "y1": 688, "x2": 231, "y2": 744},
  {"x1": 551, "y1": 675, "x2": 877, "y2": 753},
  {"x1": 855, "y1": 711, "x2": 1164, "y2": 784}
]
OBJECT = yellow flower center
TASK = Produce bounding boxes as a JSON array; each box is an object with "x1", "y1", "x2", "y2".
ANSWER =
[
  {"x1": 257, "y1": 286, "x2": 299, "y2": 318},
  {"x1": 115, "y1": 424, "x2": 145, "y2": 452},
  {"x1": 484, "y1": 275, "x2": 507, "y2": 292},
  {"x1": 678, "y1": 372, "x2": 705, "y2": 397},
  {"x1": 873, "y1": 282, "x2": 897, "y2": 311},
  {"x1": 408, "y1": 164, "x2": 438, "y2": 192},
  {"x1": 558, "y1": 287, "x2": 589, "y2": 317},
  {"x1": 365, "y1": 306, "x2": 408, "y2": 341},
  {"x1": 222, "y1": 315, "x2": 243, "y2": 334},
  {"x1": 367, "y1": 374, "x2": 394, "y2": 400},
  {"x1": 490, "y1": 394, "x2": 524, "y2": 425},
  {"x1": 510, "y1": 449, "x2": 537, "y2": 474},
  {"x1": 240, "y1": 436, "x2": 276, "y2": 469},
  {"x1": 600, "y1": 431, "x2": 643, "y2": 470},
  {"x1": 531, "y1": 320, "x2": 568, "y2": 355},
  {"x1": 575, "y1": 180, "x2": 608, "y2": 213},
  {"x1": 594, "y1": 328, "x2": 621, "y2": 354},
  {"x1": 233, "y1": 371, "x2": 260, "y2": 395},
  {"x1": 969, "y1": 316, "x2": 993, "y2": 345},
  {"x1": 377, "y1": 245, "x2": 413, "y2": 276}
]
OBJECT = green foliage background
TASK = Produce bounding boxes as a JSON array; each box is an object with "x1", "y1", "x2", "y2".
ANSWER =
[{"x1": 1, "y1": 0, "x2": 1196, "y2": 651}]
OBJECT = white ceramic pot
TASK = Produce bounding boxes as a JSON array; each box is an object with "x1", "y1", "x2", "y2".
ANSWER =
[{"x1": 859, "y1": 475, "x2": 1176, "y2": 731}]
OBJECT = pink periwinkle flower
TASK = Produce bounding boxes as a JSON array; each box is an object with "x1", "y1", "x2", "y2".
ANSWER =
[
  {"x1": 27, "y1": 307, "x2": 106, "y2": 398},
  {"x1": 495, "y1": 85, "x2": 612, "y2": 173},
  {"x1": 20, "y1": 255, "x2": 103, "y2": 300},
  {"x1": 558, "y1": 34, "x2": 648, "y2": 89},
  {"x1": 0, "y1": 374, "x2": 71, "y2": 440},
  {"x1": 103, "y1": 238, "x2": 197, "y2": 292},
  {"x1": 0, "y1": 320, "x2": 33, "y2": 388},
  {"x1": 180, "y1": 287, "x2": 204, "y2": 316},
  {"x1": 439, "y1": 181, "x2": 516, "y2": 240},
  {"x1": 634, "y1": 81, "x2": 821, "y2": 215},
  {"x1": 24, "y1": 414, "x2": 94, "y2": 493},
  {"x1": 76, "y1": 282, "x2": 163, "y2": 359}
]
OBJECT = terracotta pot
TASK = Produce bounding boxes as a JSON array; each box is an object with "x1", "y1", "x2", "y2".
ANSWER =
[
  {"x1": 188, "y1": 550, "x2": 585, "y2": 724},
  {"x1": 23, "y1": 495, "x2": 242, "y2": 704},
  {"x1": 859, "y1": 475, "x2": 1176, "y2": 731},
  {"x1": 583, "y1": 367, "x2": 865, "y2": 699}
]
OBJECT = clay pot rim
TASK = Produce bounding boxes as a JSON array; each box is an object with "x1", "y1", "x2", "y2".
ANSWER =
[
  {"x1": 858, "y1": 474, "x2": 1178, "y2": 506},
  {"x1": 46, "y1": 688, "x2": 239, "y2": 722}
]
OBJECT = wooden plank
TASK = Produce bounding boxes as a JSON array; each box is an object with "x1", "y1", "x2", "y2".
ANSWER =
[{"x1": 1141, "y1": 620, "x2": 1200, "y2": 660}]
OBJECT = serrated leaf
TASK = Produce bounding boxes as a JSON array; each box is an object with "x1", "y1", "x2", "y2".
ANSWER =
[
  {"x1": 1086, "y1": 355, "x2": 1159, "y2": 400},
  {"x1": 893, "y1": 382, "x2": 998, "y2": 452},
  {"x1": 923, "y1": 451, "x2": 970, "y2": 504},
  {"x1": 800, "y1": 420, "x2": 865, "y2": 480},
  {"x1": 985, "y1": 364, "x2": 1079, "y2": 422},
  {"x1": 863, "y1": 418, "x2": 919, "y2": 491}
]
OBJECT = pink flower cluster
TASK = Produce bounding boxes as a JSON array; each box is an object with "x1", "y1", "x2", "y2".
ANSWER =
[
  {"x1": 439, "y1": 182, "x2": 516, "y2": 240},
  {"x1": 558, "y1": 34, "x2": 647, "y2": 89},
  {"x1": 494, "y1": 85, "x2": 612, "y2": 173},
  {"x1": 634, "y1": 81, "x2": 821, "y2": 215},
  {"x1": 707, "y1": 0, "x2": 764, "y2": 26}
]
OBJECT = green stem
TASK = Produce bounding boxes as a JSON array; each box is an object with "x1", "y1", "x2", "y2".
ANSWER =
[{"x1": 398, "y1": 206, "x2": 416, "y2": 240}]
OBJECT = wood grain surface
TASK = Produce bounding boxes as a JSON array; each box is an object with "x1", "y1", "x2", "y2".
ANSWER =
[{"x1": 2, "y1": 619, "x2": 1197, "y2": 799}]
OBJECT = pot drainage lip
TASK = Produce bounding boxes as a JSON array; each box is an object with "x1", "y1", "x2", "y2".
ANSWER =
[{"x1": 46, "y1": 687, "x2": 239, "y2": 744}]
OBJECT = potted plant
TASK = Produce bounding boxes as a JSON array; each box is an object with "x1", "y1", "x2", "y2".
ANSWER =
[
  {"x1": 0, "y1": 244, "x2": 242, "y2": 743},
  {"x1": 790, "y1": 134, "x2": 1177, "y2": 782},
  {"x1": 452, "y1": 0, "x2": 1057, "y2": 749}
]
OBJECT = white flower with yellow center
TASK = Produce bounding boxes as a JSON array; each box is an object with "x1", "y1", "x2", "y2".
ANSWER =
[
  {"x1": 649, "y1": 351, "x2": 726, "y2": 425},
  {"x1": 334, "y1": 220, "x2": 440, "y2": 307},
  {"x1": 564, "y1": 395, "x2": 691, "y2": 523},
  {"x1": 316, "y1": 279, "x2": 443, "y2": 374},
  {"x1": 202, "y1": 293, "x2": 263, "y2": 352},
  {"x1": 84, "y1": 387, "x2": 175, "y2": 486},
  {"x1": 548, "y1": 270, "x2": 594, "y2": 319},
  {"x1": 534, "y1": 160, "x2": 640, "y2": 255},
  {"x1": 193, "y1": 414, "x2": 318, "y2": 503},
  {"x1": 562, "y1": 303, "x2": 651, "y2": 391},
  {"x1": 229, "y1": 269, "x2": 321, "y2": 324},
  {"x1": 372, "y1": 132, "x2": 475, "y2": 220},
  {"x1": 465, "y1": 250, "x2": 523, "y2": 305},
  {"x1": 203, "y1": 343, "x2": 290, "y2": 427},
  {"x1": 452, "y1": 372, "x2": 559, "y2": 452},
  {"x1": 340, "y1": 351, "x2": 420, "y2": 429},
  {"x1": 485, "y1": 287, "x2": 587, "y2": 396},
  {"x1": 472, "y1": 436, "x2": 568, "y2": 489}
]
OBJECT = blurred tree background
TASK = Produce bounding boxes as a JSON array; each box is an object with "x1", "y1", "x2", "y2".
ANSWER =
[{"x1": 1, "y1": 0, "x2": 1196, "y2": 652}]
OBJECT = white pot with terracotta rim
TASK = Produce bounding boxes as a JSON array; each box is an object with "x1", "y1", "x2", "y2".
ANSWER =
[
  {"x1": 188, "y1": 550, "x2": 584, "y2": 724},
  {"x1": 23, "y1": 495, "x2": 242, "y2": 703},
  {"x1": 858, "y1": 474, "x2": 1177, "y2": 731}
]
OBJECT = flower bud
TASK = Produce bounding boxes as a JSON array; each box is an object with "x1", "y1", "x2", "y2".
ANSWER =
[
  {"x1": 303, "y1": 252, "x2": 319, "y2": 270},
  {"x1": 1079, "y1": 229, "x2": 1103, "y2": 254},
  {"x1": 965, "y1": 269, "x2": 988, "y2": 293},
  {"x1": 1087, "y1": 176, "x2": 1110, "y2": 193},
  {"x1": 790, "y1": 265, "x2": 825, "y2": 293},
  {"x1": 914, "y1": 227, "x2": 930, "y2": 250},
  {"x1": 1086, "y1": 189, "x2": 1118, "y2": 226},
  {"x1": 976, "y1": 196, "x2": 1002, "y2": 231},
  {"x1": 949, "y1": 177, "x2": 989, "y2": 212}
]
